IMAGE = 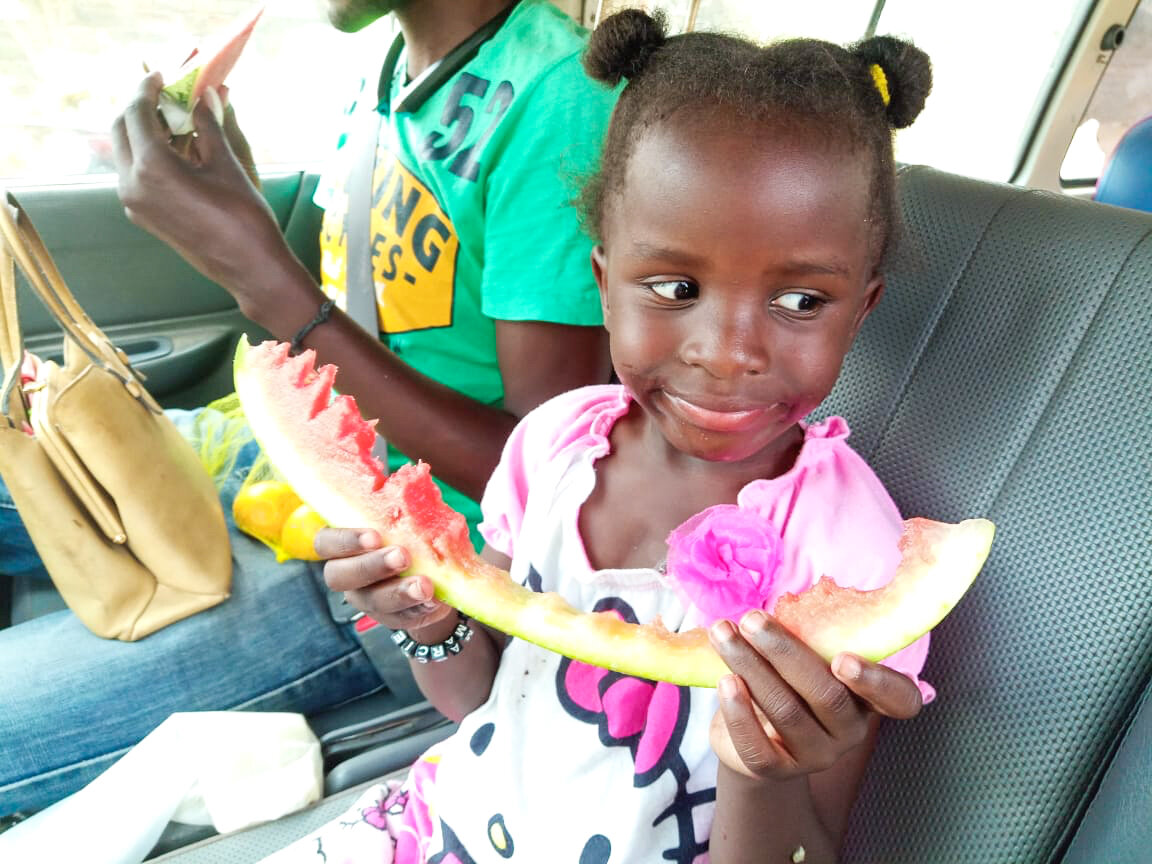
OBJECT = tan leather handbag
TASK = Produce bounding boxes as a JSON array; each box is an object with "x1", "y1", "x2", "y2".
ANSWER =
[{"x1": 0, "y1": 191, "x2": 231, "y2": 640}]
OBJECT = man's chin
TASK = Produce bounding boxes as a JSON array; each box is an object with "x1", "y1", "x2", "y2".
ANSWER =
[{"x1": 326, "y1": 0, "x2": 394, "y2": 32}]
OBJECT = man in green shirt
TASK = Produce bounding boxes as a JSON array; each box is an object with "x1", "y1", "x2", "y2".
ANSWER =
[
  {"x1": 311, "y1": 0, "x2": 617, "y2": 535},
  {"x1": 0, "y1": 0, "x2": 617, "y2": 819},
  {"x1": 117, "y1": 0, "x2": 616, "y2": 535}
]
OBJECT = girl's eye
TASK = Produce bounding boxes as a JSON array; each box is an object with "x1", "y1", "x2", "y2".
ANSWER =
[
  {"x1": 649, "y1": 280, "x2": 698, "y2": 301},
  {"x1": 774, "y1": 292, "x2": 822, "y2": 313}
]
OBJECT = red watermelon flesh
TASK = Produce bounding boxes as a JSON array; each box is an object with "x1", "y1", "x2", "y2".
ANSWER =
[
  {"x1": 233, "y1": 338, "x2": 994, "y2": 688},
  {"x1": 159, "y1": 6, "x2": 264, "y2": 134}
]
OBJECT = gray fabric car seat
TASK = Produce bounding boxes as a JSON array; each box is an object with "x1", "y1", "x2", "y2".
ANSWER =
[
  {"x1": 823, "y1": 166, "x2": 1152, "y2": 863},
  {"x1": 154, "y1": 166, "x2": 1151, "y2": 862}
]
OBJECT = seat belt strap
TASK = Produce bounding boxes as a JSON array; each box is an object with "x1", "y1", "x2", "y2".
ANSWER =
[
  {"x1": 333, "y1": 107, "x2": 425, "y2": 700},
  {"x1": 343, "y1": 108, "x2": 382, "y2": 340}
]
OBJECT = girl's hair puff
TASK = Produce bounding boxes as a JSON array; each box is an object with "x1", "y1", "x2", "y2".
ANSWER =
[{"x1": 581, "y1": 10, "x2": 933, "y2": 267}]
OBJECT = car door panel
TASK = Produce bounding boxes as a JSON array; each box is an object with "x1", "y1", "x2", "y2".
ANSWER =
[{"x1": 9, "y1": 172, "x2": 322, "y2": 408}]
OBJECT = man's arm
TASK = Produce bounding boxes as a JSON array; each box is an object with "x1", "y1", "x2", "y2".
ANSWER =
[
  {"x1": 113, "y1": 75, "x2": 610, "y2": 499},
  {"x1": 298, "y1": 312, "x2": 609, "y2": 498}
]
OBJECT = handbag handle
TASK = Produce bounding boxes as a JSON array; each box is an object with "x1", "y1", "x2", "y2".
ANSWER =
[
  {"x1": 0, "y1": 191, "x2": 161, "y2": 414},
  {"x1": 0, "y1": 243, "x2": 29, "y2": 427}
]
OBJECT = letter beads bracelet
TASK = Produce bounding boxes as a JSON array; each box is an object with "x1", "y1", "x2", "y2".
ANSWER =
[{"x1": 391, "y1": 612, "x2": 472, "y2": 662}]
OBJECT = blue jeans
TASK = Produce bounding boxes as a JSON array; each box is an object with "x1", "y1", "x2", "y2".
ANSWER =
[{"x1": 0, "y1": 410, "x2": 385, "y2": 816}]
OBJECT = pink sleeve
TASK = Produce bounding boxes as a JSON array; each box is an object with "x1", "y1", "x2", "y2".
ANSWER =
[
  {"x1": 475, "y1": 409, "x2": 540, "y2": 560},
  {"x1": 478, "y1": 386, "x2": 624, "y2": 560},
  {"x1": 739, "y1": 419, "x2": 935, "y2": 702}
]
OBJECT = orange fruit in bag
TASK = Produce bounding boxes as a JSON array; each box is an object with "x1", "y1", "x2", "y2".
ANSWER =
[{"x1": 233, "y1": 480, "x2": 302, "y2": 547}]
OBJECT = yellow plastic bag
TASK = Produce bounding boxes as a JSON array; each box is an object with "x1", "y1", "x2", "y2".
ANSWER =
[{"x1": 190, "y1": 393, "x2": 324, "y2": 562}]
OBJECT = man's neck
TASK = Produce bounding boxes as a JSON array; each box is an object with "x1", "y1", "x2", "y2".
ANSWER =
[{"x1": 395, "y1": 0, "x2": 517, "y2": 78}]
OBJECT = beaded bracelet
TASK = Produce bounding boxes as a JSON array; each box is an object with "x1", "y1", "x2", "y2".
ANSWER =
[
  {"x1": 391, "y1": 612, "x2": 473, "y2": 663},
  {"x1": 289, "y1": 298, "x2": 336, "y2": 355}
]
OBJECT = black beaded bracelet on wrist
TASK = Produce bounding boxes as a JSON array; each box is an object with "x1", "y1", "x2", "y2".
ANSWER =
[
  {"x1": 391, "y1": 612, "x2": 472, "y2": 663},
  {"x1": 289, "y1": 298, "x2": 336, "y2": 355}
]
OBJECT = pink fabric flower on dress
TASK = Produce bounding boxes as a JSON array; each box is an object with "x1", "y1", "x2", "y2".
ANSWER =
[{"x1": 665, "y1": 504, "x2": 782, "y2": 625}]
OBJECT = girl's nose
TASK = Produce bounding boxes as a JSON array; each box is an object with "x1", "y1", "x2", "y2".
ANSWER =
[{"x1": 680, "y1": 303, "x2": 770, "y2": 378}]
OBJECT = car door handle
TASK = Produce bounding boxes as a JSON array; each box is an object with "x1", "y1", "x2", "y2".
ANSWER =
[
  {"x1": 129, "y1": 327, "x2": 234, "y2": 400},
  {"x1": 119, "y1": 336, "x2": 175, "y2": 365}
]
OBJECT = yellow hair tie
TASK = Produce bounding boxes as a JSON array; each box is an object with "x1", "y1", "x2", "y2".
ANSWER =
[{"x1": 869, "y1": 63, "x2": 890, "y2": 107}]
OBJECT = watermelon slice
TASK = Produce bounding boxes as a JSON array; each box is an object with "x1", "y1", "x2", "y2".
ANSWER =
[
  {"x1": 233, "y1": 339, "x2": 995, "y2": 688},
  {"x1": 158, "y1": 6, "x2": 264, "y2": 135}
]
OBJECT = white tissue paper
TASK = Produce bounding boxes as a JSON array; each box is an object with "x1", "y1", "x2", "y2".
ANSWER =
[{"x1": 0, "y1": 711, "x2": 322, "y2": 864}]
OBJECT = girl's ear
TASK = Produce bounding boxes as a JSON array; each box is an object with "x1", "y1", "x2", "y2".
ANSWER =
[
  {"x1": 591, "y1": 244, "x2": 611, "y2": 328},
  {"x1": 852, "y1": 275, "x2": 885, "y2": 338}
]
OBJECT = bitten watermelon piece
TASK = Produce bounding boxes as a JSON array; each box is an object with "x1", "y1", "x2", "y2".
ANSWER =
[
  {"x1": 158, "y1": 6, "x2": 264, "y2": 135},
  {"x1": 234, "y1": 339, "x2": 994, "y2": 687},
  {"x1": 774, "y1": 517, "x2": 994, "y2": 662}
]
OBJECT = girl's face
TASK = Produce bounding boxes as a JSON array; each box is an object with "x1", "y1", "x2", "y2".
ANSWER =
[{"x1": 592, "y1": 114, "x2": 884, "y2": 466}]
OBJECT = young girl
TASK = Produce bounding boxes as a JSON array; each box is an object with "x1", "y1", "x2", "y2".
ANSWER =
[{"x1": 273, "y1": 10, "x2": 934, "y2": 864}]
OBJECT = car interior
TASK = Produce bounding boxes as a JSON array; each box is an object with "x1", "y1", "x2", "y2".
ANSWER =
[
  {"x1": 1, "y1": 0, "x2": 1150, "y2": 861},
  {"x1": 134, "y1": 157, "x2": 1152, "y2": 863}
]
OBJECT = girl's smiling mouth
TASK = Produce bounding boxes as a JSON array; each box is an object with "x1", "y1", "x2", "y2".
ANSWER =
[{"x1": 662, "y1": 392, "x2": 785, "y2": 433}]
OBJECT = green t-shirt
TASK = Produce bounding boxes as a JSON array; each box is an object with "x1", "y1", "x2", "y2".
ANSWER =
[{"x1": 315, "y1": 0, "x2": 617, "y2": 545}]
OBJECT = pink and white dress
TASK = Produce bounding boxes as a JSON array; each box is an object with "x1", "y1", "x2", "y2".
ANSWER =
[{"x1": 262, "y1": 385, "x2": 930, "y2": 864}]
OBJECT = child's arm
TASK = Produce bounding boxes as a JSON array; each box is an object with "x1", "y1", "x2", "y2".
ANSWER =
[
  {"x1": 707, "y1": 611, "x2": 923, "y2": 863},
  {"x1": 316, "y1": 528, "x2": 506, "y2": 722}
]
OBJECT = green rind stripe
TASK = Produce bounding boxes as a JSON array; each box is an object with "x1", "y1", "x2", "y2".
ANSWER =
[{"x1": 162, "y1": 67, "x2": 201, "y2": 107}]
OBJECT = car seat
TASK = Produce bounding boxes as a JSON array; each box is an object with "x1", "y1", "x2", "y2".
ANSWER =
[
  {"x1": 829, "y1": 165, "x2": 1152, "y2": 862},
  {"x1": 152, "y1": 164, "x2": 1152, "y2": 861},
  {"x1": 1093, "y1": 114, "x2": 1152, "y2": 212}
]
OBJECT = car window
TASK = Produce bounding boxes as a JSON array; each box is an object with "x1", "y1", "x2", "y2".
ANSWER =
[
  {"x1": 2, "y1": 0, "x2": 1108, "y2": 186},
  {"x1": 1061, "y1": 0, "x2": 1152, "y2": 183},
  {"x1": 598, "y1": 0, "x2": 1095, "y2": 183},
  {"x1": 874, "y1": 0, "x2": 1093, "y2": 181},
  {"x1": 0, "y1": 0, "x2": 392, "y2": 181}
]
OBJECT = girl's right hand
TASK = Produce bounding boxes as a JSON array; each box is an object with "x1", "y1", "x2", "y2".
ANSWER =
[{"x1": 315, "y1": 527, "x2": 456, "y2": 636}]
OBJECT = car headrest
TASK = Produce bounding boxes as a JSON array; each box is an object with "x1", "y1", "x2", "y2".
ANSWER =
[{"x1": 1094, "y1": 114, "x2": 1152, "y2": 212}]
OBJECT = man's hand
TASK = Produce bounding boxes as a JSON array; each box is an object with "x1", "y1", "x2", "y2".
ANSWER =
[
  {"x1": 111, "y1": 73, "x2": 298, "y2": 317},
  {"x1": 167, "y1": 85, "x2": 260, "y2": 189}
]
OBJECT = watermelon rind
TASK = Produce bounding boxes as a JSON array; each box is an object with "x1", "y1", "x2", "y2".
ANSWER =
[
  {"x1": 233, "y1": 337, "x2": 995, "y2": 688},
  {"x1": 158, "y1": 86, "x2": 199, "y2": 136},
  {"x1": 155, "y1": 5, "x2": 263, "y2": 135},
  {"x1": 161, "y1": 67, "x2": 200, "y2": 108},
  {"x1": 233, "y1": 340, "x2": 371, "y2": 532},
  {"x1": 774, "y1": 518, "x2": 995, "y2": 663}
]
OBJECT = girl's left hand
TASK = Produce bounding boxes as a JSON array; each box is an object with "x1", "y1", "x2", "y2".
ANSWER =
[{"x1": 708, "y1": 610, "x2": 923, "y2": 781}]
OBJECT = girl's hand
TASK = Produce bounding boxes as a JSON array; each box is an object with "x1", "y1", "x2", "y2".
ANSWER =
[
  {"x1": 708, "y1": 610, "x2": 922, "y2": 781},
  {"x1": 316, "y1": 527, "x2": 456, "y2": 637}
]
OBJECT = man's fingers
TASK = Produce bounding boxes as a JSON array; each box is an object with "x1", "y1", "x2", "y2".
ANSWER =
[
  {"x1": 831, "y1": 654, "x2": 923, "y2": 720},
  {"x1": 122, "y1": 72, "x2": 169, "y2": 149},
  {"x1": 220, "y1": 100, "x2": 261, "y2": 188},
  {"x1": 189, "y1": 88, "x2": 230, "y2": 162},
  {"x1": 110, "y1": 114, "x2": 133, "y2": 179}
]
